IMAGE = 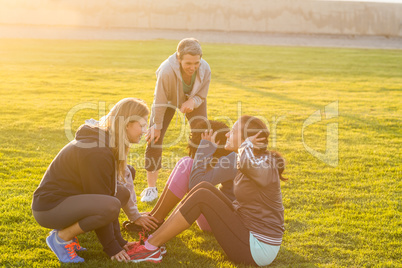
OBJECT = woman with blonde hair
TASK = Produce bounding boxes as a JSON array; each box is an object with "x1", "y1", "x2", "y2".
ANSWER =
[{"x1": 32, "y1": 98, "x2": 151, "y2": 263}]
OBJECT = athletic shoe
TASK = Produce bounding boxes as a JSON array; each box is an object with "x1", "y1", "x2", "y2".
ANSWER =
[
  {"x1": 128, "y1": 230, "x2": 167, "y2": 256},
  {"x1": 73, "y1": 236, "x2": 87, "y2": 251},
  {"x1": 46, "y1": 230, "x2": 84, "y2": 263},
  {"x1": 49, "y1": 230, "x2": 86, "y2": 252},
  {"x1": 138, "y1": 229, "x2": 150, "y2": 244},
  {"x1": 140, "y1": 187, "x2": 158, "y2": 202},
  {"x1": 127, "y1": 244, "x2": 162, "y2": 263},
  {"x1": 128, "y1": 243, "x2": 167, "y2": 256},
  {"x1": 123, "y1": 220, "x2": 143, "y2": 232},
  {"x1": 160, "y1": 245, "x2": 167, "y2": 256},
  {"x1": 123, "y1": 219, "x2": 165, "y2": 233}
]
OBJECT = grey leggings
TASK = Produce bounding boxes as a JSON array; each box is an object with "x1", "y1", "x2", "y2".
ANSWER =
[
  {"x1": 32, "y1": 185, "x2": 129, "y2": 256},
  {"x1": 32, "y1": 185, "x2": 129, "y2": 232}
]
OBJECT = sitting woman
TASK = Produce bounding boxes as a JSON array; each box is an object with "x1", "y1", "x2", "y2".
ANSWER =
[
  {"x1": 124, "y1": 120, "x2": 237, "y2": 232},
  {"x1": 127, "y1": 115, "x2": 288, "y2": 266},
  {"x1": 31, "y1": 98, "x2": 150, "y2": 263}
]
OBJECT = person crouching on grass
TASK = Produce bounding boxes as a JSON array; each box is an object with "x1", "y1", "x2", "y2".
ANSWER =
[
  {"x1": 31, "y1": 98, "x2": 151, "y2": 263},
  {"x1": 127, "y1": 115, "x2": 288, "y2": 266}
]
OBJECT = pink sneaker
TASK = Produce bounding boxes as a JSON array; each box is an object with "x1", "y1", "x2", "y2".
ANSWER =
[
  {"x1": 127, "y1": 241, "x2": 166, "y2": 256},
  {"x1": 127, "y1": 244, "x2": 162, "y2": 263},
  {"x1": 134, "y1": 230, "x2": 167, "y2": 256}
]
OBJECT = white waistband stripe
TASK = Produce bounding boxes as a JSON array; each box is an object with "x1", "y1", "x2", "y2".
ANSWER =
[{"x1": 250, "y1": 231, "x2": 282, "y2": 245}]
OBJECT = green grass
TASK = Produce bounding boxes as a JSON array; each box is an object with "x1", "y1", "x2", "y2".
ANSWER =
[{"x1": 0, "y1": 39, "x2": 401, "y2": 267}]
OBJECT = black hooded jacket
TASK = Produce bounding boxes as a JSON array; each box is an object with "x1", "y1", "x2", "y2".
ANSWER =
[
  {"x1": 32, "y1": 124, "x2": 116, "y2": 211},
  {"x1": 32, "y1": 125, "x2": 130, "y2": 257}
]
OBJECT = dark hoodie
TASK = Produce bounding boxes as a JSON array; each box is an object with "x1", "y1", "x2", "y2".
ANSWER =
[
  {"x1": 32, "y1": 125, "x2": 116, "y2": 211},
  {"x1": 32, "y1": 125, "x2": 126, "y2": 257}
]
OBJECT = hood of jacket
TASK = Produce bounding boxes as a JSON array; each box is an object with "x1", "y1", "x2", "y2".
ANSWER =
[{"x1": 75, "y1": 124, "x2": 110, "y2": 148}]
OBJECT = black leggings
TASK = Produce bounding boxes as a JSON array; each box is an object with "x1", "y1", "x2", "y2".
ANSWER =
[
  {"x1": 145, "y1": 101, "x2": 208, "y2": 171},
  {"x1": 178, "y1": 182, "x2": 257, "y2": 266},
  {"x1": 32, "y1": 185, "x2": 130, "y2": 256}
]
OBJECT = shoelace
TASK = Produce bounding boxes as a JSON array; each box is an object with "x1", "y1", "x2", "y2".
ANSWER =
[
  {"x1": 128, "y1": 242, "x2": 141, "y2": 253},
  {"x1": 141, "y1": 187, "x2": 157, "y2": 197},
  {"x1": 146, "y1": 188, "x2": 154, "y2": 196},
  {"x1": 127, "y1": 230, "x2": 148, "y2": 253},
  {"x1": 65, "y1": 242, "x2": 78, "y2": 259},
  {"x1": 73, "y1": 237, "x2": 83, "y2": 250},
  {"x1": 139, "y1": 229, "x2": 149, "y2": 245},
  {"x1": 128, "y1": 230, "x2": 166, "y2": 256}
]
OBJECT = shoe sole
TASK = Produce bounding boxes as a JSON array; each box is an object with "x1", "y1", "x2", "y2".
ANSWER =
[
  {"x1": 130, "y1": 255, "x2": 162, "y2": 263},
  {"x1": 140, "y1": 196, "x2": 158, "y2": 202},
  {"x1": 130, "y1": 256, "x2": 162, "y2": 263}
]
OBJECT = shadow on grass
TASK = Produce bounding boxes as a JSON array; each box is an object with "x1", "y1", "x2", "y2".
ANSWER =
[
  {"x1": 119, "y1": 227, "x2": 316, "y2": 268},
  {"x1": 52, "y1": 231, "x2": 316, "y2": 268},
  {"x1": 123, "y1": 230, "x2": 227, "y2": 267},
  {"x1": 215, "y1": 75, "x2": 401, "y2": 136},
  {"x1": 269, "y1": 246, "x2": 317, "y2": 268}
]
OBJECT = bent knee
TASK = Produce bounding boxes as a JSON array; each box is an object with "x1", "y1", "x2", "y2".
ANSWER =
[
  {"x1": 102, "y1": 197, "x2": 121, "y2": 221},
  {"x1": 194, "y1": 181, "x2": 214, "y2": 190},
  {"x1": 190, "y1": 188, "x2": 215, "y2": 200}
]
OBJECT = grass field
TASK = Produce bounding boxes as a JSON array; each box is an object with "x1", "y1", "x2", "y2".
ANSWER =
[{"x1": 0, "y1": 39, "x2": 401, "y2": 267}]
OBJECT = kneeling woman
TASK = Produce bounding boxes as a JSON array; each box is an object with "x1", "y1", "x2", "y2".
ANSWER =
[
  {"x1": 32, "y1": 98, "x2": 149, "y2": 263},
  {"x1": 128, "y1": 115, "x2": 288, "y2": 266}
]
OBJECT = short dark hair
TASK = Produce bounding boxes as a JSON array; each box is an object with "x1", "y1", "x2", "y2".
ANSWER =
[{"x1": 188, "y1": 120, "x2": 230, "y2": 159}]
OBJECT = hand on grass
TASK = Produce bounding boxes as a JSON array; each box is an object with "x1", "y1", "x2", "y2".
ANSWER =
[{"x1": 111, "y1": 249, "x2": 130, "y2": 262}]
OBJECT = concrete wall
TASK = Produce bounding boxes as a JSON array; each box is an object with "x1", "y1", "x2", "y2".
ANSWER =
[{"x1": 1, "y1": 0, "x2": 401, "y2": 37}]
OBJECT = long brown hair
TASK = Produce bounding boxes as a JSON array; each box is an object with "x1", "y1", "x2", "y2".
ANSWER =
[
  {"x1": 99, "y1": 98, "x2": 149, "y2": 182},
  {"x1": 239, "y1": 115, "x2": 288, "y2": 182},
  {"x1": 268, "y1": 151, "x2": 288, "y2": 182}
]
